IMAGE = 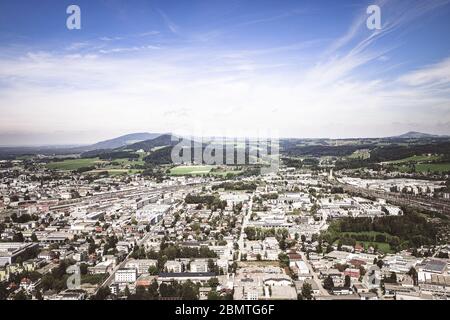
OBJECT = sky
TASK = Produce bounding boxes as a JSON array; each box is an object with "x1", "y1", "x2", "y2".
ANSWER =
[{"x1": 0, "y1": 0, "x2": 450, "y2": 145}]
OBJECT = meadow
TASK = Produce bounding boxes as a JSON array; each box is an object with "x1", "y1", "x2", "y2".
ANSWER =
[{"x1": 46, "y1": 158, "x2": 104, "y2": 170}]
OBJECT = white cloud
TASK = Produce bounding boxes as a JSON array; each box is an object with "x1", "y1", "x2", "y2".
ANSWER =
[{"x1": 398, "y1": 57, "x2": 450, "y2": 88}]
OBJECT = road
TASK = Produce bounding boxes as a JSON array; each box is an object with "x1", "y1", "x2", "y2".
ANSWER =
[
  {"x1": 99, "y1": 228, "x2": 155, "y2": 290},
  {"x1": 300, "y1": 253, "x2": 329, "y2": 296},
  {"x1": 237, "y1": 199, "x2": 253, "y2": 261}
]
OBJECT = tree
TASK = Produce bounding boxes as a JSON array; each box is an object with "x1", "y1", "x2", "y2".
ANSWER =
[
  {"x1": 376, "y1": 259, "x2": 384, "y2": 269},
  {"x1": 278, "y1": 253, "x2": 289, "y2": 268},
  {"x1": 80, "y1": 263, "x2": 88, "y2": 275},
  {"x1": 148, "y1": 279, "x2": 159, "y2": 299},
  {"x1": 344, "y1": 275, "x2": 351, "y2": 288},
  {"x1": 207, "y1": 290, "x2": 221, "y2": 300},
  {"x1": 207, "y1": 277, "x2": 220, "y2": 289},
  {"x1": 13, "y1": 290, "x2": 29, "y2": 300},
  {"x1": 387, "y1": 272, "x2": 397, "y2": 284},
  {"x1": 133, "y1": 286, "x2": 149, "y2": 300},
  {"x1": 301, "y1": 283, "x2": 313, "y2": 300},
  {"x1": 181, "y1": 281, "x2": 198, "y2": 300},
  {"x1": 323, "y1": 276, "x2": 334, "y2": 290},
  {"x1": 207, "y1": 259, "x2": 215, "y2": 272},
  {"x1": 407, "y1": 267, "x2": 418, "y2": 286},
  {"x1": 148, "y1": 265, "x2": 158, "y2": 275},
  {"x1": 31, "y1": 233, "x2": 38, "y2": 242},
  {"x1": 13, "y1": 232, "x2": 24, "y2": 242},
  {"x1": 92, "y1": 286, "x2": 110, "y2": 300},
  {"x1": 124, "y1": 285, "x2": 131, "y2": 298},
  {"x1": 35, "y1": 289, "x2": 43, "y2": 300}
]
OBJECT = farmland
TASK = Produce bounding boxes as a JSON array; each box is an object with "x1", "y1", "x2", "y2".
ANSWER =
[
  {"x1": 169, "y1": 165, "x2": 242, "y2": 176},
  {"x1": 46, "y1": 158, "x2": 105, "y2": 171}
]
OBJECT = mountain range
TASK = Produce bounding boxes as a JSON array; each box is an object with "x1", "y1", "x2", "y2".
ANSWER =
[{"x1": 0, "y1": 131, "x2": 449, "y2": 159}]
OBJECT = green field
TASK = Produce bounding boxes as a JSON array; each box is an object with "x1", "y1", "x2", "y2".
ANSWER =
[
  {"x1": 170, "y1": 165, "x2": 242, "y2": 176},
  {"x1": 348, "y1": 149, "x2": 370, "y2": 160},
  {"x1": 170, "y1": 165, "x2": 214, "y2": 175},
  {"x1": 330, "y1": 231, "x2": 394, "y2": 254},
  {"x1": 107, "y1": 158, "x2": 145, "y2": 168},
  {"x1": 387, "y1": 154, "x2": 441, "y2": 164},
  {"x1": 46, "y1": 158, "x2": 105, "y2": 170},
  {"x1": 358, "y1": 241, "x2": 392, "y2": 253},
  {"x1": 415, "y1": 163, "x2": 450, "y2": 173},
  {"x1": 394, "y1": 162, "x2": 450, "y2": 173}
]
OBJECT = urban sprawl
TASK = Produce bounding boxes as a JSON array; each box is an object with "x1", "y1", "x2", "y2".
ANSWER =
[{"x1": 0, "y1": 133, "x2": 449, "y2": 301}]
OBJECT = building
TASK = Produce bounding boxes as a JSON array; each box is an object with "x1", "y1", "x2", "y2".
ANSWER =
[
  {"x1": 125, "y1": 259, "x2": 157, "y2": 274},
  {"x1": 190, "y1": 260, "x2": 209, "y2": 273},
  {"x1": 164, "y1": 260, "x2": 183, "y2": 273},
  {"x1": 115, "y1": 268, "x2": 137, "y2": 283},
  {"x1": 157, "y1": 272, "x2": 215, "y2": 284},
  {"x1": 0, "y1": 243, "x2": 39, "y2": 267}
]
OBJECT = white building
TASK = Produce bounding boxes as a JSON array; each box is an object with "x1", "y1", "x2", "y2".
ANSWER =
[{"x1": 115, "y1": 268, "x2": 137, "y2": 283}]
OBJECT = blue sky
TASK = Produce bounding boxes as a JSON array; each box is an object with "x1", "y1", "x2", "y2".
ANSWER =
[{"x1": 0, "y1": 0, "x2": 450, "y2": 145}]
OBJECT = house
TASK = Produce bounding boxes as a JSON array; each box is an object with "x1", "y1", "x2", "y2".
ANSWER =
[
  {"x1": 344, "y1": 268, "x2": 360, "y2": 279},
  {"x1": 190, "y1": 260, "x2": 209, "y2": 273},
  {"x1": 199, "y1": 287, "x2": 212, "y2": 300},
  {"x1": 164, "y1": 260, "x2": 183, "y2": 273},
  {"x1": 359, "y1": 292, "x2": 378, "y2": 300},
  {"x1": 352, "y1": 283, "x2": 369, "y2": 294},
  {"x1": 20, "y1": 277, "x2": 36, "y2": 292},
  {"x1": 88, "y1": 260, "x2": 113, "y2": 275},
  {"x1": 136, "y1": 274, "x2": 156, "y2": 288},
  {"x1": 294, "y1": 279, "x2": 320, "y2": 296}
]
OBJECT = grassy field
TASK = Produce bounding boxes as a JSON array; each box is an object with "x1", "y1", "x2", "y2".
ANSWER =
[
  {"x1": 330, "y1": 231, "x2": 394, "y2": 254},
  {"x1": 107, "y1": 158, "x2": 145, "y2": 168},
  {"x1": 415, "y1": 163, "x2": 450, "y2": 173},
  {"x1": 359, "y1": 241, "x2": 392, "y2": 253},
  {"x1": 46, "y1": 158, "x2": 105, "y2": 170},
  {"x1": 387, "y1": 154, "x2": 441, "y2": 164},
  {"x1": 170, "y1": 165, "x2": 243, "y2": 176},
  {"x1": 170, "y1": 165, "x2": 214, "y2": 175},
  {"x1": 394, "y1": 162, "x2": 450, "y2": 173},
  {"x1": 348, "y1": 149, "x2": 370, "y2": 160}
]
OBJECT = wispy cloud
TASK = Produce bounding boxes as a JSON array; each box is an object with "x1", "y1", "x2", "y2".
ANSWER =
[
  {"x1": 157, "y1": 9, "x2": 180, "y2": 35},
  {"x1": 98, "y1": 45, "x2": 160, "y2": 54}
]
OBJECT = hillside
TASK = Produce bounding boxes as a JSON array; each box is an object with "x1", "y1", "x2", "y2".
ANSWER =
[{"x1": 85, "y1": 132, "x2": 162, "y2": 151}]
